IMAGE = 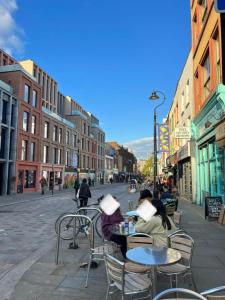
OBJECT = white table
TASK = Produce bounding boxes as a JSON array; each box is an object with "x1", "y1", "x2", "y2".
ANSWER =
[{"x1": 126, "y1": 246, "x2": 181, "y2": 295}]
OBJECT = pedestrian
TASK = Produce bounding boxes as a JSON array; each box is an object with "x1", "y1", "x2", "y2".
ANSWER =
[
  {"x1": 74, "y1": 177, "x2": 80, "y2": 198},
  {"x1": 79, "y1": 178, "x2": 91, "y2": 207},
  {"x1": 88, "y1": 177, "x2": 92, "y2": 187},
  {"x1": 109, "y1": 177, "x2": 113, "y2": 184},
  {"x1": 40, "y1": 176, "x2": 47, "y2": 195}
]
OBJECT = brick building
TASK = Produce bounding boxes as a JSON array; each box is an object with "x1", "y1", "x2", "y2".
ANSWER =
[{"x1": 0, "y1": 64, "x2": 42, "y2": 193}]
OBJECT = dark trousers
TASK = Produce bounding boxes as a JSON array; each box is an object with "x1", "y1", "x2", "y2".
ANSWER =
[
  {"x1": 79, "y1": 198, "x2": 88, "y2": 207},
  {"x1": 110, "y1": 234, "x2": 127, "y2": 258}
]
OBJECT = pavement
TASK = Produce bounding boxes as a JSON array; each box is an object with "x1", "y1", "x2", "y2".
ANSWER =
[{"x1": 3, "y1": 194, "x2": 225, "y2": 299}]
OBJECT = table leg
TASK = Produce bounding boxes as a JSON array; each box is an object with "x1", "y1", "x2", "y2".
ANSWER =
[{"x1": 151, "y1": 266, "x2": 157, "y2": 296}]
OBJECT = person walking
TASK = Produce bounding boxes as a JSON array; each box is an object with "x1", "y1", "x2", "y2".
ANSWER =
[
  {"x1": 40, "y1": 176, "x2": 47, "y2": 195},
  {"x1": 74, "y1": 177, "x2": 80, "y2": 198},
  {"x1": 79, "y1": 178, "x2": 91, "y2": 207}
]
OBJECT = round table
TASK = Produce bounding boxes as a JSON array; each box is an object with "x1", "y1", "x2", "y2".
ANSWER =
[{"x1": 126, "y1": 246, "x2": 181, "y2": 295}]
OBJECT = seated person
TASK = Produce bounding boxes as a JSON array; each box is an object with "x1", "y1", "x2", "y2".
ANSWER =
[
  {"x1": 160, "y1": 186, "x2": 174, "y2": 200},
  {"x1": 135, "y1": 199, "x2": 177, "y2": 247},
  {"x1": 101, "y1": 196, "x2": 127, "y2": 257},
  {"x1": 138, "y1": 189, "x2": 153, "y2": 204}
]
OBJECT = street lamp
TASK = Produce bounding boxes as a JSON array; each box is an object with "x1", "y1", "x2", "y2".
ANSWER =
[
  {"x1": 76, "y1": 139, "x2": 81, "y2": 182},
  {"x1": 149, "y1": 90, "x2": 166, "y2": 189}
]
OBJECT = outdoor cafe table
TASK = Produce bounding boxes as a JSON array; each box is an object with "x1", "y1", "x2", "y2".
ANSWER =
[{"x1": 126, "y1": 246, "x2": 181, "y2": 296}]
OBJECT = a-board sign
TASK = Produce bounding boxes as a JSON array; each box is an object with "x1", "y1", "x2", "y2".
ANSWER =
[{"x1": 205, "y1": 197, "x2": 223, "y2": 219}]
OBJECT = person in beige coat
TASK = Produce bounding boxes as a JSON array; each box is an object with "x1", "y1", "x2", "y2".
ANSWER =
[{"x1": 135, "y1": 199, "x2": 177, "y2": 247}]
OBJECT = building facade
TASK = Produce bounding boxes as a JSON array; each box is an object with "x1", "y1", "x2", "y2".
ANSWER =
[
  {"x1": 191, "y1": 0, "x2": 225, "y2": 204},
  {"x1": 0, "y1": 64, "x2": 42, "y2": 193},
  {"x1": 0, "y1": 79, "x2": 18, "y2": 195}
]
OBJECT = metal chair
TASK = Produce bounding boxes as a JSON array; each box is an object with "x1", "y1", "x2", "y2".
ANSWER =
[
  {"x1": 173, "y1": 210, "x2": 182, "y2": 228},
  {"x1": 201, "y1": 286, "x2": 225, "y2": 300},
  {"x1": 125, "y1": 233, "x2": 153, "y2": 274},
  {"x1": 165, "y1": 203, "x2": 176, "y2": 216},
  {"x1": 157, "y1": 233, "x2": 195, "y2": 288},
  {"x1": 105, "y1": 253, "x2": 152, "y2": 300},
  {"x1": 153, "y1": 288, "x2": 207, "y2": 300}
]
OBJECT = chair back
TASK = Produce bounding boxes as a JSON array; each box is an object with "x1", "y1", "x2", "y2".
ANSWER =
[
  {"x1": 165, "y1": 203, "x2": 176, "y2": 216},
  {"x1": 169, "y1": 233, "x2": 194, "y2": 267},
  {"x1": 173, "y1": 211, "x2": 182, "y2": 228},
  {"x1": 153, "y1": 288, "x2": 207, "y2": 300},
  {"x1": 127, "y1": 233, "x2": 153, "y2": 249},
  {"x1": 105, "y1": 254, "x2": 124, "y2": 289},
  {"x1": 201, "y1": 286, "x2": 225, "y2": 300}
]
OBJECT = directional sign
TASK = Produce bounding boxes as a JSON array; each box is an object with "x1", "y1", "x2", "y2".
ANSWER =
[{"x1": 215, "y1": 0, "x2": 225, "y2": 13}]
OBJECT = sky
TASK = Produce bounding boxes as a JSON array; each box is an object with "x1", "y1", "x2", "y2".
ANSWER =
[{"x1": 0, "y1": 0, "x2": 191, "y2": 159}]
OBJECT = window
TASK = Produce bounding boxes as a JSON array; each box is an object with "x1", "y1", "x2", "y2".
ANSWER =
[
  {"x1": 44, "y1": 122, "x2": 49, "y2": 138},
  {"x1": 82, "y1": 138, "x2": 85, "y2": 150},
  {"x1": 83, "y1": 123, "x2": 86, "y2": 134},
  {"x1": 186, "y1": 80, "x2": 190, "y2": 106},
  {"x1": 31, "y1": 116, "x2": 36, "y2": 134},
  {"x1": 201, "y1": 0, "x2": 208, "y2": 23},
  {"x1": 87, "y1": 141, "x2": 90, "y2": 152},
  {"x1": 43, "y1": 145, "x2": 49, "y2": 163},
  {"x1": 58, "y1": 128, "x2": 62, "y2": 143},
  {"x1": 73, "y1": 135, "x2": 76, "y2": 147},
  {"x1": 66, "y1": 150, "x2": 69, "y2": 166},
  {"x1": 54, "y1": 148, "x2": 58, "y2": 164},
  {"x1": 30, "y1": 142, "x2": 35, "y2": 161},
  {"x1": 88, "y1": 126, "x2": 90, "y2": 136},
  {"x1": 2, "y1": 100, "x2": 7, "y2": 124},
  {"x1": 53, "y1": 125, "x2": 58, "y2": 141},
  {"x1": 58, "y1": 149, "x2": 61, "y2": 164},
  {"x1": 21, "y1": 140, "x2": 28, "y2": 160},
  {"x1": 181, "y1": 91, "x2": 185, "y2": 113},
  {"x1": 24, "y1": 84, "x2": 30, "y2": 103},
  {"x1": 66, "y1": 131, "x2": 69, "y2": 145},
  {"x1": 213, "y1": 30, "x2": 221, "y2": 84},
  {"x1": 23, "y1": 112, "x2": 29, "y2": 132},
  {"x1": 0, "y1": 128, "x2": 6, "y2": 158},
  {"x1": 33, "y1": 67, "x2": 37, "y2": 78},
  {"x1": 32, "y1": 90, "x2": 37, "y2": 107},
  {"x1": 24, "y1": 170, "x2": 36, "y2": 188},
  {"x1": 202, "y1": 53, "x2": 210, "y2": 99}
]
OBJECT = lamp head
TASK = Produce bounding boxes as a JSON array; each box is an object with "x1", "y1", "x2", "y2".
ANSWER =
[{"x1": 149, "y1": 91, "x2": 159, "y2": 100}]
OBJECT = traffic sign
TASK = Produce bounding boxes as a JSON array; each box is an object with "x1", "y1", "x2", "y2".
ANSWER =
[{"x1": 215, "y1": 0, "x2": 225, "y2": 13}]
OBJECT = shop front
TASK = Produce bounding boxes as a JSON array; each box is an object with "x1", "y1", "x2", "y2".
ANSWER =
[
  {"x1": 16, "y1": 162, "x2": 40, "y2": 193},
  {"x1": 215, "y1": 118, "x2": 225, "y2": 203},
  {"x1": 177, "y1": 141, "x2": 194, "y2": 201},
  {"x1": 193, "y1": 84, "x2": 225, "y2": 205},
  {"x1": 41, "y1": 164, "x2": 64, "y2": 191}
]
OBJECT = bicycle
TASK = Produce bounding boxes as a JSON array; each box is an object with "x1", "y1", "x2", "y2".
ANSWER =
[{"x1": 55, "y1": 195, "x2": 104, "y2": 240}]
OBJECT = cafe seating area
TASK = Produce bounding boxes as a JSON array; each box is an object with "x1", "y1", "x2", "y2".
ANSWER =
[{"x1": 53, "y1": 194, "x2": 225, "y2": 300}]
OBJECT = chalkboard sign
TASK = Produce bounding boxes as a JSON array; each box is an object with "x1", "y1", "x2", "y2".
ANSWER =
[{"x1": 205, "y1": 196, "x2": 223, "y2": 219}]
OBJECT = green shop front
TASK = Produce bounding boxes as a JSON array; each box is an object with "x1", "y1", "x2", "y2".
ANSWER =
[{"x1": 193, "y1": 84, "x2": 225, "y2": 205}]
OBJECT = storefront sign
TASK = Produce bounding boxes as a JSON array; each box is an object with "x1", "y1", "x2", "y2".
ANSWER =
[
  {"x1": 216, "y1": 120, "x2": 225, "y2": 141},
  {"x1": 177, "y1": 142, "x2": 190, "y2": 161},
  {"x1": 158, "y1": 124, "x2": 170, "y2": 152},
  {"x1": 174, "y1": 127, "x2": 191, "y2": 139},
  {"x1": 205, "y1": 196, "x2": 223, "y2": 219}
]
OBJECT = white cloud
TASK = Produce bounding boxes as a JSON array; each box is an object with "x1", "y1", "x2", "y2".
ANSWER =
[
  {"x1": 0, "y1": 0, "x2": 24, "y2": 55},
  {"x1": 124, "y1": 137, "x2": 154, "y2": 160}
]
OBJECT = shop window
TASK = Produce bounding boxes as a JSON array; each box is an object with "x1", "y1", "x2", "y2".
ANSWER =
[
  {"x1": 43, "y1": 145, "x2": 49, "y2": 163},
  {"x1": 44, "y1": 121, "x2": 49, "y2": 138},
  {"x1": 24, "y1": 170, "x2": 36, "y2": 188}
]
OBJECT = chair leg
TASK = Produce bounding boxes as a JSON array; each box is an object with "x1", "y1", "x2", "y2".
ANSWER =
[
  {"x1": 105, "y1": 285, "x2": 110, "y2": 300},
  {"x1": 175, "y1": 274, "x2": 178, "y2": 288},
  {"x1": 85, "y1": 254, "x2": 92, "y2": 288}
]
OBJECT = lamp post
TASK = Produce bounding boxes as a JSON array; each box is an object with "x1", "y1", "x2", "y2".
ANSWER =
[
  {"x1": 149, "y1": 91, "x2": 166, "y2": 190},
  {"x1": 76, "y1": 139, "x2": 81, "y2": 182}
]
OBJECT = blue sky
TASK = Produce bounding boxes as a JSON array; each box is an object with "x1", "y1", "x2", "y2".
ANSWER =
[{"x1": 0, "y1": 0, "x2": 191, "y2": 159}]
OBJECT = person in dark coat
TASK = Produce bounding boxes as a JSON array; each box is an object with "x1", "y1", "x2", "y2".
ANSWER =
[
  {"x1": 74, "y1": 177, "x2": 80, "y2": 198},
  {"x1": 79, "y1": 178, "x2": 91, "y2": 207}
]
